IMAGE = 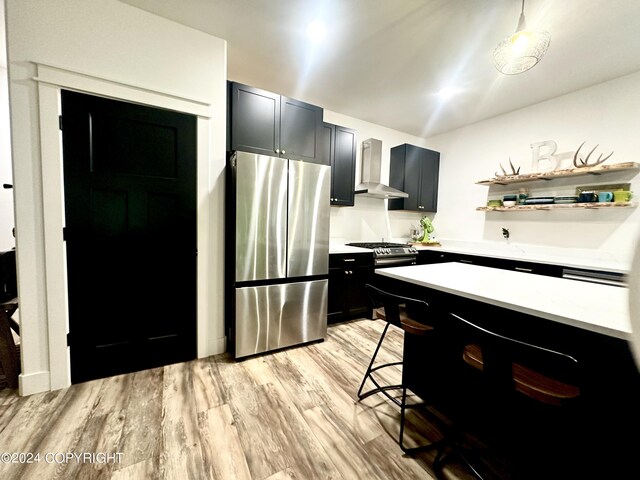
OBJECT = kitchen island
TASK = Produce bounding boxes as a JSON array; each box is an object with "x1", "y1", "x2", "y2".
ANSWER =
[
  {"x1": 375, "y1": 262, "x2": 639, "y2": 477},
  {"x1": 375, "y1": 262, "x2": 630, "y2": 339}
]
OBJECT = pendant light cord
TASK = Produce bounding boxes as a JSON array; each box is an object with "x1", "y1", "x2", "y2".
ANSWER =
[{"x1": 516, "y1": 0, "x2": 527, "y2": 32}]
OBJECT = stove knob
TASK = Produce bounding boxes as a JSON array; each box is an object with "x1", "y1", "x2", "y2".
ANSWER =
[{"x1": 386, "y1": 248, "x2": 391, "y2": 254}]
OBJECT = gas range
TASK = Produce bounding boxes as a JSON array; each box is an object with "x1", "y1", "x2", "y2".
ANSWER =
[{"x1": 346, "y1": 242, "x2": 418, "y2": 267}]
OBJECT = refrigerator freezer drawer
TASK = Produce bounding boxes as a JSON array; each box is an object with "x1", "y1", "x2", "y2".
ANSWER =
[{"x1": 235, "y1": 279, "x2": 328, "y2": 358}]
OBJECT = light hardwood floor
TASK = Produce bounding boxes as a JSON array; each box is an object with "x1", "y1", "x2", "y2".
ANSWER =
[{"x1": 0, "y1": 319, "x2": 475, "y2": 480}]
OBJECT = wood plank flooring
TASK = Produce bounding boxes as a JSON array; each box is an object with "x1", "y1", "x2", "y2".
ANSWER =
[{"x1": 0, "y1": 319, "x2": 477, "y2": 480}]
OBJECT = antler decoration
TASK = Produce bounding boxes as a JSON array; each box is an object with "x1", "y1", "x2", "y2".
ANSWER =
[
  {"x1": 573, "y1": 141, "x2": 614, "y2": 168},
  {"x1": 495, "y1": 157, "x2": 520, "y2": 178}
]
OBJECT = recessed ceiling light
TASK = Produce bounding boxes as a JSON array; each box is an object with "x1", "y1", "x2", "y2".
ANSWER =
[
  {"x1": 437, "y1": 87, "x2": 457, "y2": 101},
  {"x1": 306, "y1": 20, "x2": 327, "y2": 44}
]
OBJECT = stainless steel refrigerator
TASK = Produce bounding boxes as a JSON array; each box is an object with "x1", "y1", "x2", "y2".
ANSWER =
[{"x1": 227, "y1": 151, "x2": 330, "y2": 358}]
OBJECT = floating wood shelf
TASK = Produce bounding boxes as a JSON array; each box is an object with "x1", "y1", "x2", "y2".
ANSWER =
[
  {"x1": 477, "y1": 202, "x2": 636, "y2": 212},
  {"x1": 476, "y1": 162, "x2": 640, "y2": 186}
]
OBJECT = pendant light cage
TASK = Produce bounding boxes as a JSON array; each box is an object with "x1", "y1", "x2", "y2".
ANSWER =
[{"x1": 493, "y1": 0, "x2": 550, "y2": 75}]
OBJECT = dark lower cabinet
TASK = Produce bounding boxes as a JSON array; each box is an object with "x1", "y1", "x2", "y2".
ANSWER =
[
  {"x1": 328, "y1": 253, "x2": 373, "y2": 322},
  {"x1": 418, "y1": 249, "x2": 561, "y2": 275},
  {"x1": 417, "y1": 249, "x2": 459, "y2": 265},
  {"x1": 489, "y1": 257, "x2": 562, "y2": 277},
  {"x1": 322, "y1": 122, "x2": 357, "y2": 206},
  {"x1": 228, "y1": 81, "x2": 323, "y2": 163},
  {"x1": 416, "y1": 250, "x2": 622, "y2": 282},
  {"x1": 388, "y1": 143, "x2": 440, "y2": 212}
]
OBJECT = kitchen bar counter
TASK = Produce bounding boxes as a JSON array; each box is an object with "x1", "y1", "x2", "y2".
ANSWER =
[
  {"x1": 387, "y1": 264, "x2": 640, "y2": 479},
  {"x1": 376, "y1": 262, "x2": 630, "y2": 340}
]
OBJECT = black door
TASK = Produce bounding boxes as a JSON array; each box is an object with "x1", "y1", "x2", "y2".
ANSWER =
[{"x1": 61, "y1": 90, "x2": 197, "y2": 383}]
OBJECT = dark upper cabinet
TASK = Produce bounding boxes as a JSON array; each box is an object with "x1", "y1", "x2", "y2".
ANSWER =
[
  {"x1": 229, "y1": 82, "x2": 280, "y2": 157},
  {"x1": 229, "y1": 82, "x2": 323, "y2": 163},
  {"x1": 280, "y1": 96, "x2": 324, "y2": 163},
  {"x1": 388, "y1": 144, "x2": 440, "y2": 212},
  {"x1": 322, "y1": 122, "x2": 357, "y2": 206}
]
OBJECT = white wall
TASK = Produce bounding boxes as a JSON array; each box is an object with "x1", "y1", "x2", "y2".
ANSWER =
[
  {"x1": 0, "y1": 67, "x2": 14, "y2": 251},
  {"x1": 6, "y1": 0, "x2": 227, "y2": 394},
  {"x1": 324, "y1": 110, "x2": 436, "y2": 243},
  {"x1": 425, "y1": 71, "x2": 640, "y2": 266}
]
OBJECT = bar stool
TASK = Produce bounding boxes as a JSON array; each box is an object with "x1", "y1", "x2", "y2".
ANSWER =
[
  {"x1": 357, "y1": 284, "x2": 439, "y2": 452},
  {"x1": 434, "y1": 312, "x2": 583, "y2": 479}
]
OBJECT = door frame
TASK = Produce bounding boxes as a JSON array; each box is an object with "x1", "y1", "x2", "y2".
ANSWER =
[{"x1": 35, "y1": 63, "x2": 214, "y2": 391}]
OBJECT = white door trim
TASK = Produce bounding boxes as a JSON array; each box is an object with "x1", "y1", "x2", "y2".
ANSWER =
[{"x1": 33, "y1": 62, "x2": 211, "y2": 391}]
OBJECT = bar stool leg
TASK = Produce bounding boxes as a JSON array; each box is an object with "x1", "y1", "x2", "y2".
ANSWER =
[{"x1": 357, "y1": 322, "x2": 395, "y2": 399}]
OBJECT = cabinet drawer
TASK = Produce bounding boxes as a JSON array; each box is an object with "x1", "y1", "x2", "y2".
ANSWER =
[
  {"x1": 489, "y1": 258, "x2": 562, "y2": 277},
  {"x1": 329, "y1": 252, "x2": 373, "y2": 268},
  {"x1": 418, "y1": 250, "x2": 458, "y2": 264}
]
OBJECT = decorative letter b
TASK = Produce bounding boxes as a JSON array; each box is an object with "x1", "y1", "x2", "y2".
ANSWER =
[{"x1": 531, "y1": 140, "x2": 558, "y2": 172}]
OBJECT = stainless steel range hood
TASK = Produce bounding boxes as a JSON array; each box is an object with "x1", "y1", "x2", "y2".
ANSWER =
[{"x1": 355, "y1": 138, "x2": 408, "y2": 199}]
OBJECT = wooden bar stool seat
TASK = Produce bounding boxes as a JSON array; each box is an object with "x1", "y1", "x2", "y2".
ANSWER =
[
  {"x1": 463, "y1": 343, "x2": 580, "y2": 406},
  {"x1": 431, "y1": 313, "x2": 584, "y2": 479}
]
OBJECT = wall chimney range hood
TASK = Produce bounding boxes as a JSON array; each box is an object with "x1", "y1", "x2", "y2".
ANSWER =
[{"x1": 355, "y1": 138, "x2": 408, "y2": 199}]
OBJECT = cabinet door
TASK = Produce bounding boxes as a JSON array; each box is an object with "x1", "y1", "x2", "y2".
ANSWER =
[
  {"x1": 280, "y1": 96, "x2": 323, "y2": 162},
  {"x1": 388, "y1": 144, "x2": 407, "y2": 211},
  {"x1": 332, "y1": 125, "x2": 356, "y2": 206},
  {"x1": 418, "y1": 149, "x2": 440, "y2": 212},
  {"x1": 403, "y1": 145, "x2": 423, "y2": 211},
  {"x1": 230, "y1": 82, "x2": 280, "y2": 157},
  {"x1": 346, "y1": 266, "x2": 372, "y2": 317},
  {"x1": 320, "y1": 122, "x2": 334, "y2": 167},
  {"x1": 327, "y1": 267, "x2": 345, "y2": 322}
]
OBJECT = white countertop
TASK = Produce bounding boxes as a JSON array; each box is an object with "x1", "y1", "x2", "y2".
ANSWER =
[
  {"x1": 376, "y1": 263, "x2": 631, "y2": 340},
  {"x1": 330, "y1": 238, "x2": 629, "y2": 273},
  {"x1": 329, "y1": 244, "x2": 372, "y2": 254},
  {"x1": 410, "y1": 241, "x2": 629, "y2": 274}
]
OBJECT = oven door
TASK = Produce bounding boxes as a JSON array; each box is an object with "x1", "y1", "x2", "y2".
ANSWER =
[{"x1": 374, "y1": 255, "x2": 417, "y2": 268}]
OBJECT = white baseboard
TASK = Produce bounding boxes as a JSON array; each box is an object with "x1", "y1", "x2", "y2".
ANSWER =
[
  {"x1": 199, "y1": 335, "x2": 226, "y2": 358},
  {"x1": 19, "y1": 371, "x2": 52, "y2": 396}
]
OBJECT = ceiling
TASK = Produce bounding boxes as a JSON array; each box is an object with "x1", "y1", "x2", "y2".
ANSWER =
[{"x1": 120, "y1": 0, "x2": 640, "y2": 138}]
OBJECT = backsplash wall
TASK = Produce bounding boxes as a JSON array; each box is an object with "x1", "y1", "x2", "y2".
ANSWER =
[{"x1": 323, "y1": 110, "x2": 431, "y2": 243}]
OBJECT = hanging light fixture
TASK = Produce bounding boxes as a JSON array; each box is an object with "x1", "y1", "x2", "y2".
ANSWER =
[{"x1": 493, "y1": 0, "x2": 550, "y2": 75}]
